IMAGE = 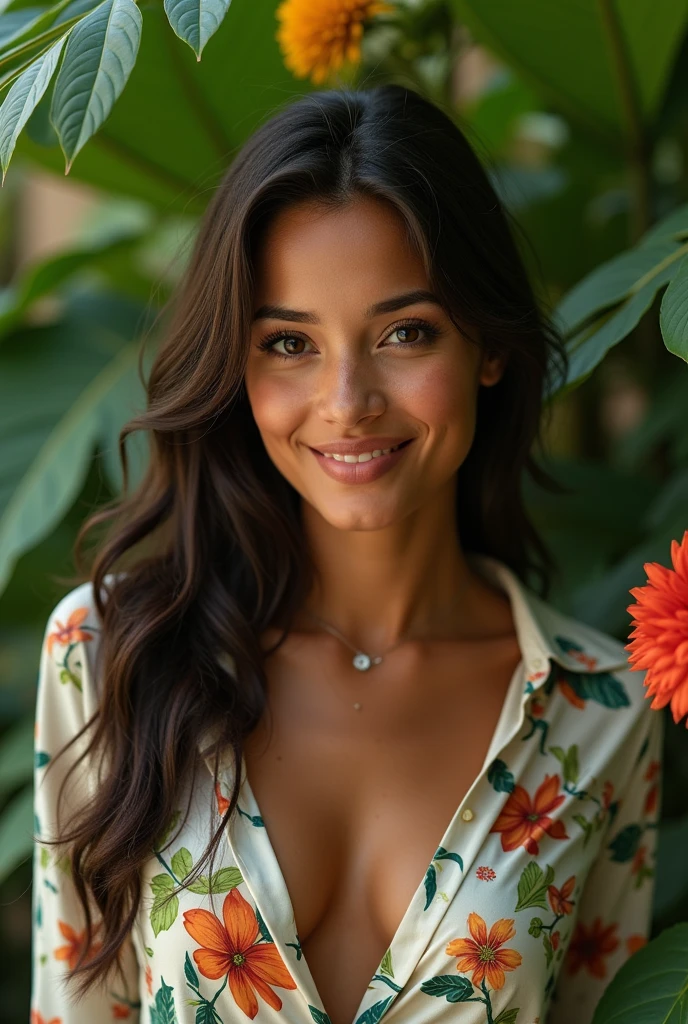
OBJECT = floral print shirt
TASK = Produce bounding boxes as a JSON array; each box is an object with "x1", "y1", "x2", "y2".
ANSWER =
[{"x1": 31, "y1": 554, "x2": 662, "y2": 1024}]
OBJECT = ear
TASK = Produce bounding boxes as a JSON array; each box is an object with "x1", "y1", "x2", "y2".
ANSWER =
[{"x1": 478, "y1": 348, "x2": 508, "y2": 388}]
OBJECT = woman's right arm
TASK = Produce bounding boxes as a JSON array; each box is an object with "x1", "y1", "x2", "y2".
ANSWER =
[{"x1": 30, "y1": 585, "x2": 141, "y2": 1022}]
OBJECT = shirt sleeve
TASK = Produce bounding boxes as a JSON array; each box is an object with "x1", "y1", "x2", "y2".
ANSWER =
[
  {"x1": 30, "y1": 584, "x2": 141, "y2": 1023},
  {"x1": 547, "y1": 698, "x2": 664, "y2": 1024}
]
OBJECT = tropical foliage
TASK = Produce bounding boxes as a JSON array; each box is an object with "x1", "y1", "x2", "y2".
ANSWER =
[{"x1": 1, "y1": 0, "x2": 688, "y2": 1019}]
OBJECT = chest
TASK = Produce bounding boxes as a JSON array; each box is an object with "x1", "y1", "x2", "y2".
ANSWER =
[{"x1": 242, "y1": 633, "x2": 523, "y2": 1024}]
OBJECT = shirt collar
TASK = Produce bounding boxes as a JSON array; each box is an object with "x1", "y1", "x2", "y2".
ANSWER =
[{"x1": 467, "y1": 553, "x2": 631, "y2": 689}]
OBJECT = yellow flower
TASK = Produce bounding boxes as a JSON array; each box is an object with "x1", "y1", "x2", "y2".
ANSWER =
[{"x1": 275, "y1": 0, "x2": 395, "y2": 85}]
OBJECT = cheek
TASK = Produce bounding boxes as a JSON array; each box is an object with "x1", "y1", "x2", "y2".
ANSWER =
[
  {"x1": 244, "y1": 371, "x2": 308, "y2": 442},
  {"x1": 398, "y1": 359, "x2": 478, "y2": 441}
]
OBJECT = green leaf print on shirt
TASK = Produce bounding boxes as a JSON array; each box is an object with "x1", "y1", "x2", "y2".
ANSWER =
[
  {"x1": 420, "y1": 975, "x2": 475, "y2": 1000},
  {"x1": 150, "y1": 841, "x2": 243, "y2": 934},
  {"x1": 237, "y1": 805, "x2": 265, "y2": 827},
  {"x1": 149, "y1": 977, "x2": 179, "y2": 1024},
  {"x1": 514, "y1": 862, "x2": 555, "y2": 912},
  {"x1": 493, "y1": 1010, "x2": 520, "y2": 1024},
  {"x1": 548, "y1": 745, "x2": 579, "y2": 787},
  {"x1": 309, "y1": 1008, "x2": 332, "y2": 1024},
  {"x1": 487, "y1": 759, "x2": 516, "y2": 793},
  {"x1": 423, "y1": 846, "x2": 464, "y2": 909},
  {"x1": 608, "y1": 823, "x2": 644, "y2": 861},
  {"x1": 527, "y1": 871, "x2": 576, "y2": 969},
  {"x1": 380, "y1": 947, "x2": 394, "y2": 977},
  {"x1": 354, "y1": 996, "x2": 394, "y2": 1024}
]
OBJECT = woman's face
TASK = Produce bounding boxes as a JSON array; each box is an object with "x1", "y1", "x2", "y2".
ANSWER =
[{"x1": 244, "y1": 197, "x2": 506, "y2": 532}]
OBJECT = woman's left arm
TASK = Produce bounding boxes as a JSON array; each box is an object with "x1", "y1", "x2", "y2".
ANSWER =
[{"x1": 547, "y1": 702, "x2": 664, "y2": 1024}]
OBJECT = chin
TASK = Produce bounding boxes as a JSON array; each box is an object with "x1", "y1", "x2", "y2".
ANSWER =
[{"x1": 314, "y1": 501, "x2": 404, "y2": 532}]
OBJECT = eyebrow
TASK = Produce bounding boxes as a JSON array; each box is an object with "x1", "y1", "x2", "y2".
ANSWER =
[{"x1": 252, "y1": 288, "x2": 444, "y2": 324}]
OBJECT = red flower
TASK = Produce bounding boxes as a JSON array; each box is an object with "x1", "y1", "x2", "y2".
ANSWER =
[
  {"x1": 644, "y1": 784, "x2": 659, "y2": 816},
  {"x1": 31, "y1": 1013, "x2": 62, "y2": 1024},
  {"x1": 547, "y1": 875, "x2": 575, "y2": 916},
  {"x1": 476, "y1": 866, "x2": 496, "y2": 882},
  {"x1": 145, "y1": 963, "x2": 153, "y2": 997},
  {"x1": 566, "y1": 918, "x2": 619, "y2": 978},
  {"x1": 645, "y1": 759, "x2": 661, "y2": 782},
  {"x1": 446, "y1": 913, "x2": 522, "y2": 990},
  {"x1": 530, "y1": 699, "x2": 545, "y2": 718},
  {"x1": 183, "y1": 888, "x2": 296, "y2": 1018},
  {"x1": 111, "y1": 1005, "x2": 131, "y2": 1019},
  {"x1": 626, "y1": 529, "x2": 688, "y2": 725},
  {"x1": 631, "y1": 845, "x2": 647, "y2": 875},
  {"x1": 601, "y1": 781, "x2": 614, "y2": 810},
  {"x1": 46, "y1": 607, "x2": 93, "y2": 654},
  {"x1": 490, "y1": 775, "x2": 569, "y2": 855},
  {"x1": 551, "y1": 930, "x2": 560, "y2": 951}
]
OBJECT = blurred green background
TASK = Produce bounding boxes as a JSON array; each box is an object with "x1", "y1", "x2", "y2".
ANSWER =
[{"x1": 1, "y1": 0, "x2": 688, "y2": 1019}]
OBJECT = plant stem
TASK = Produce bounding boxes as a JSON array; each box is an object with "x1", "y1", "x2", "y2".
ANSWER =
[
  {"x1": 481, "y1": 979, "x2": 494, "y2": 1024},
  {"x1": 597, "y1": 0, "x2": 652, "y2": 243}
]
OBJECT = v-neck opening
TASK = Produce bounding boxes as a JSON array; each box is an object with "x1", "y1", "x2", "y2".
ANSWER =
[{"x1": 226, "y1": 650, "x2": 529, "y2": 1024}]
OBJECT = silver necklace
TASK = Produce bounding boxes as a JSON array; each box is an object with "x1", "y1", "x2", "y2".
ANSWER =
[{"x1": 303, "y1": 587, "x2": 466, "y2": 673}]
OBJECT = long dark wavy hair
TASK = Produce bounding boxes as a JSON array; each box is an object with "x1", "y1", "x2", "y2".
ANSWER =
[{"x1": 41, "y1": 84, "x2": 569, "y2": 999}]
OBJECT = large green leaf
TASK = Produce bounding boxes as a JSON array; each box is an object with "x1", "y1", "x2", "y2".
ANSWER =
[
  {"x1": 452, "y1": 0, "x2": 688, "y2": 144},
  {"x1": 163, "y1": 0, "x2": 232, "y2": 60},
  {"x1": 0, "y1": 30, "x2": 67, "y2": 180},
  {"x1": 660, "y1": 252, "x2": 688, "y2": 361},
  {"x1": 0, "y1": 293, "x2": 151, "y2": 596},
  {"x1": 16, "y1": 1, "x2": 307, "y2": 209},
  {"x1": 50, "y1": 0, "x2": 142, "y2": 171},
  {"x1": 592, "y1": 923, "x2": 688, "y2": 1023},
  {"x1": 551, "y1": 237, "x2": 688, "y2": 393},
  {"x1": 555, "y1": 239, "x2": 684, "y2": 339}
]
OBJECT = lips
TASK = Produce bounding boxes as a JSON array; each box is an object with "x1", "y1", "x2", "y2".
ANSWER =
[
  {"x1": 310, "y1": 437, "x2": 414, "y2": 457},
  {"x1": 310, "y1": 438, "x2": 415, "y2": 484}
]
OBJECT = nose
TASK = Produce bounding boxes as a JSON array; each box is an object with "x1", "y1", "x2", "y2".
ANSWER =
[{"x1": 315, "y1": 349, "x2": 385, "y2": 427}]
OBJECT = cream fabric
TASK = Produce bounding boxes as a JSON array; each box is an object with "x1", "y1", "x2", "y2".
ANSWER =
[{"x1": 30, "y1": 554, "x2": 662, "y2": 1024}]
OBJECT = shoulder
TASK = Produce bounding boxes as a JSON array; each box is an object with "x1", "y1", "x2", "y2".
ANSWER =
[
  {"x1": 534, "y1": 595, "x2": 661, "y2": 769},
  {"x1": 40, "y1": 574, "x2": 121, "y2": 718}
]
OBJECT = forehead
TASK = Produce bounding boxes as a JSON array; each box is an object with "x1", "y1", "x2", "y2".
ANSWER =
[{"x1": 252, "y1": 197, "x2": 430, "y2": 310}]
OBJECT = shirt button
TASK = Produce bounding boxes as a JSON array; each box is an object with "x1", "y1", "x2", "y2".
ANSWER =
[
  {"x1": 461, "y1": 808, "x2": 474, "y2": 822},
  {"x1": 532, "y1": 656, "x2": 544, "y2": 669}
]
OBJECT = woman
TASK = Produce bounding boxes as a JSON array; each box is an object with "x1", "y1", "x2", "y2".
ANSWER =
[{"x1": 30, "y1": 85, "x2": 661, "y2": 1024}]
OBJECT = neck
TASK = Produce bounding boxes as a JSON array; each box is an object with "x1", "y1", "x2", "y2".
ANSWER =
[{"x1": 299, "y1": 480, "x2": 488, "y2": 653}]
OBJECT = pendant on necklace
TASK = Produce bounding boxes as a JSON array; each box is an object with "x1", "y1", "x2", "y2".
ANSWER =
[{"x1": 352, "y1": 653, "x2": 383, "y2": 671}]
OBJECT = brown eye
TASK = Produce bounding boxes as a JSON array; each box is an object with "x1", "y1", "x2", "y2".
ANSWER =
[
  {"x1": 394, "y1": 326, "x2": 420, "y2": 343},
  {"x1": 282, "y1": 336, "x2": 305, "y2": 354}
]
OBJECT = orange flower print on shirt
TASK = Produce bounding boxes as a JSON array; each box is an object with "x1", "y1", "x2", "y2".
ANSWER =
[
  {"x1": 54, "y1": 919, "x2": 102, "y2": 972},
  {"x1": 46, "y1": 607, "x2": 94, "y2": 654},
  {"x1": 31, "y1": 1012, "x2": 62, "y2": 1024},
  {"x1": 627, "y1": 933, "x2": 647, "y2": 956},
  {"x1": 547, "y1": 875, "x2": 575, "y2": 916},
  {"x1": 559, "y1": 680, "x2": 585, "y2": 710},
  {"x1": 566, "y1": 917, "x2": 619, "y2": 979},
  {"x1": 215, "y1": 781, "x2": 230, "y2": 816},
  {"x1": 490, "y1": 774, "x2": 569, "y2": 855},
  {"x1": 183, "y1": 888, "x2": 296, "y2": 1019},
  {"x1": 446, "y1": 913, "x2": 523, "y2": 990},
  {"x1": 145, "y1": 963, "x2": 153, "y2": 997}
]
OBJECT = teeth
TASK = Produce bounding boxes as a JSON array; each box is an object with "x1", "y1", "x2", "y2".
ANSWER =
[{"x1": 324, "y1": 443, "x2": 401, "y2": 462}]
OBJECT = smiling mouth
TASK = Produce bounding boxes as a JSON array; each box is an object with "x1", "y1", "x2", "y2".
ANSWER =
[{"x1": 315, "y1": 439, "x2": 414, "y2": 463}]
